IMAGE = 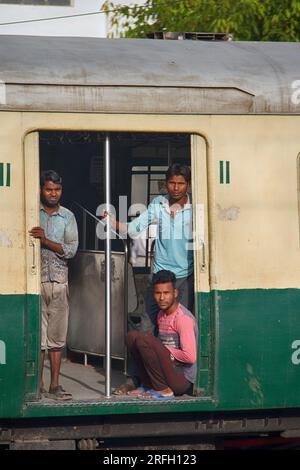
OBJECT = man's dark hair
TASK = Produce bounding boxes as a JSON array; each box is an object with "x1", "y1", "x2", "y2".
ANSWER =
[
  {"x1": 152, "y1": 270, "x2": 176, "y2": 288},
  {"x1": 166, "y1": 164, "x2": 191, "y2": 184},
  {"x1": 40, "y1": 170, "x2": 62, "y2": 187}
]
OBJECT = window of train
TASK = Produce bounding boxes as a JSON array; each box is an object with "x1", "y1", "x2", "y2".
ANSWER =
[{"x1": 129, "y1": 166, "x2": 167, "y2": 269}]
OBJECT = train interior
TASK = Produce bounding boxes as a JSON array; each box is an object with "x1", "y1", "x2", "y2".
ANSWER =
[{"x1": 39, "y1": 131, "x2": 192, "y2": 401}]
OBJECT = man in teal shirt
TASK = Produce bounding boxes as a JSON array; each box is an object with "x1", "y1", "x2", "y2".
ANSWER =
[
  {"x1": 107, "y1": 164, "x2": 194, "y2": 332},
  {"x1": 30, "y1": 170, "x2": 78, "y2": 400},
  {"x1": 128, "y1": 164, "x2": 194, "y2": 330}
]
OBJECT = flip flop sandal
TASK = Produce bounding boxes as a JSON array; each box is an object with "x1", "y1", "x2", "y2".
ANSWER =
[
  {"x1": 46, "y1": 385, "x2": 72, "y2": 401},
  {"x1": 142, "y1": 390, "x2": 175, "y2": 400},
  {"x1": 126, "y1": 386, "x2": 146, "y2": 396}
]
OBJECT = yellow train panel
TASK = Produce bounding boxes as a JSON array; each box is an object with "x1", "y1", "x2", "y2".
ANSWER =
[{"x1": 1, "y1": 112, "x2": 300, "y2": 295}]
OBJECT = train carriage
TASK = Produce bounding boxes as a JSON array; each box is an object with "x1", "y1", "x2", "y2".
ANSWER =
[{"x1": 1, "y1": 34, "x2": 300, "y2": 449}]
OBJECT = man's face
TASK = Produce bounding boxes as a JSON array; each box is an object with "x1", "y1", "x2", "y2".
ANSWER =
[
  {"x1": 41, "y1": 180, "x2": 62, "y2": 208},
  {"x1": 154, "y1": 281, "x2": 178, "y2": 311},
  {"x1": 166, "y1": 174, "x2": 189, "y2": 201}
]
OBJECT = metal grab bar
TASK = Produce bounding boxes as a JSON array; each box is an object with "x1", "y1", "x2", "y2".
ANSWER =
[
  {"x1": 72, "y1": 201, "x2": 129, "y2": 390},
  {"x1": 105, "y1": 134, "x2": 111, "y2": 398},
  {"x1": 73, "y1": 201, "x2": 125, "y2": 242}
]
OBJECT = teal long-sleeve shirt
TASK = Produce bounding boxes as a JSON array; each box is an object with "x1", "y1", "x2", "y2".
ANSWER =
[
  {"x1": 40, "y1": 205, "x2": 78, "y2": 283},
  {"x1": 128, "y1": 195, "x2": 193, "y2": 279}
]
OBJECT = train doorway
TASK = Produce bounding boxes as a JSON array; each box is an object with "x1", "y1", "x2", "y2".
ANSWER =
[{"x1": 34, "y1": 130, "x2": 208, "y2": 402}]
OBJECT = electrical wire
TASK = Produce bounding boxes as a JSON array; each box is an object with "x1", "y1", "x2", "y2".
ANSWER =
[
  {"x1": 0, "y1": 1, "x2": 186, "y2": 27},
  {"x1": 0, "y1": 7, "x2": 123, "y2": 26}
]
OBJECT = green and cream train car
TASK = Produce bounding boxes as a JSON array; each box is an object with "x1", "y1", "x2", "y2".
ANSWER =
[{"x1": 1, "y1": 35, "x2": 300, "y2": 448}]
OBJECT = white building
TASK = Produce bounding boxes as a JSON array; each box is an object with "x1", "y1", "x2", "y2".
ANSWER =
[{"x1": 0, "y1": 0, "x2": 145, "y2": 37}]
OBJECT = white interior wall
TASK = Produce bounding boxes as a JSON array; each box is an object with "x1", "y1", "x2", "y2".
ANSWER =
[{"x1": 0, "y1": 0, "x2": 135, "y2": 37}]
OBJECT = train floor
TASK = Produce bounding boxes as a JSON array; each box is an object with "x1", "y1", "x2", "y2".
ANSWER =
[
  {"x1": 43, "y1": 357, "x2": 127, "y2": 401},
  {"x1": 41, "y1": 356, "x2": 195, "y2": 402}
]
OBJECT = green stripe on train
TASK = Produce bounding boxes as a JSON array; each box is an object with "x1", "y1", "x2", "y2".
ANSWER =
[
  {"x1": 207, "y1": 288, "x2": 300, "y2": 409},
  {"x1": 0, "y1": 163, "x2": 11, "y2": 187},
  {"x1": 1, "y1": 290, "x2": 300, "y2": 419},
  {"x1": 0, "y1": 294, "x2": 40, "y2": 418}
]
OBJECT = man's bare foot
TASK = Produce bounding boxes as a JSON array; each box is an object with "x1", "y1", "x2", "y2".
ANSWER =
[{"x1": 113, "y1": 382, "x2": 135, "y2": 395}]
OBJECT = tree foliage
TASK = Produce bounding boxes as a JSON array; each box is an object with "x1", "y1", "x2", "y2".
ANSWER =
[{"x1": 102, "y1": 0, "x2": 300, "y2": 41}]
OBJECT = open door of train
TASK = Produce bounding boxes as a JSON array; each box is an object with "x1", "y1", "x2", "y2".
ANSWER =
[{"x1": 22, "y1": 129, "x2": 213, "y2": 403}]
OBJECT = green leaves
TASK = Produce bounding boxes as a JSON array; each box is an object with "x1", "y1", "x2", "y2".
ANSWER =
[{"x1": 102, "y1": 0, "x2": 300, "y2": 41}]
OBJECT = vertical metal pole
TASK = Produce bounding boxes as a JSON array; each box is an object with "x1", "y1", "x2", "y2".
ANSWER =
[
  {"x1": 82, "y1": 210, "x2": 87, "y2": 250},
  {"x1": 146, "y1": 166, "x2": 151, "y2": 268},
  {"x1": 123, "y1": 242, "x2": 128, "y2": 375},
  {"x1": 105, "y1": 134, "x2": 111, "y2": 397}
]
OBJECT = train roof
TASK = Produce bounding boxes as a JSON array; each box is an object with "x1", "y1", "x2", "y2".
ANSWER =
[{"x1": 0, "y1": 35, "x2": 299, "y2": 114}]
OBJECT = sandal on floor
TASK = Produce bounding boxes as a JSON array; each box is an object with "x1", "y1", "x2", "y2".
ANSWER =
[
  {"x1": 113, "y1": 383, "x2": 135, "y2": 395},
  {"x1": 127, "y1": 386, "x2": 146, "y2": 396},
  {"x1": 142, "y1": 390, "x2": 175, "y2": 400},
  {"x1": 46, "y1": 385, "x2": 72, "y2": 401},
  {"x1": 40, "y1": 387, "x2": 47, "y2": 396}
]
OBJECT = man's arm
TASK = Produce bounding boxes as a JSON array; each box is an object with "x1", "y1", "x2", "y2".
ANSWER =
[
  {"x1": 29, "y1": 226, "x2": 64, "y2": 255},
  {"x1": 29, "y1": 213, "x2": 78, "y2": 259},
  {"x1": 60, "y1": 213, "x2": 78, "y2": 259},
  {"x1": 103, "y1": 200, "x2": 157, "y2": 238},
  {"x1": 102, "y1": 212, "x2": 128, "y2": 234},
  {"x1": 127, "y1": 201, "x2": 157, "y2": 239},
  {"x1": 166, "y1": 315, "x2": 197, "y2": 364}
]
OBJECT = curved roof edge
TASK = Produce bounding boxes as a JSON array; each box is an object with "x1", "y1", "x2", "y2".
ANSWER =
[{"x1": 0, "y1": 35, "x2": 299, "y2": 114}]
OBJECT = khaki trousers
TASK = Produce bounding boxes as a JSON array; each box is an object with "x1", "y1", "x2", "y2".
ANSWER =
[{"x1": 41, "y1": 282, "x2": 69, "y2": 350}]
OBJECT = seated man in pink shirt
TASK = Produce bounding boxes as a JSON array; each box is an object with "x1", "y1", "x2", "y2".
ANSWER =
[{"x1": 126, "y1": 270, "x2": 197, "y2": 399}]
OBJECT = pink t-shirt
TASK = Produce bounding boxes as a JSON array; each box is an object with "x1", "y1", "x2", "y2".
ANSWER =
[{"x1": 157, "y1": 303, "x2": 197, "y2": 364}]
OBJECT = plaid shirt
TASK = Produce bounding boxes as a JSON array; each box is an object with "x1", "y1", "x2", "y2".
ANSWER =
[{"x1": 40, "y1": 205, "x2": 78, "y2": 284}]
